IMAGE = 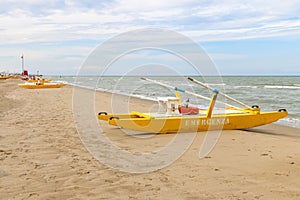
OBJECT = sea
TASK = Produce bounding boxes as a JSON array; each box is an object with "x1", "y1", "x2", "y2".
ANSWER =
[{"x1": 50, "y1": 76, "x2": 300, "y2": 129}]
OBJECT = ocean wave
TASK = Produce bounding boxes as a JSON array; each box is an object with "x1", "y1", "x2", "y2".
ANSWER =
[
  {"x1": 276, "y1": 117, "x2": 300, "y2": 129},
  {"x1": 264, "y1": 85, "x2": 300, "y2": 89},
  {"x1": 54, "y1": 80, "x2": 69, "y2": 84},
  {"x1": 207, "y1": 83, "x2": 226, "y2": 86},
  {"x1": 231, "y1": 85, "x2": 258, "y2": 89}
]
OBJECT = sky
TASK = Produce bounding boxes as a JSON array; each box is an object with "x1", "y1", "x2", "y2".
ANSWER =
[{"x1": 0, "y1": 0, "x2": 300, "y2": 75}]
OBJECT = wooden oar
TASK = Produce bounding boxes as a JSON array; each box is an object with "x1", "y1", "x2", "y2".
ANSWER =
[
  {"x1": 141, "y1": 77, "x2": 237, "y2": 108},
  {"x1": 187, "y1": 77, "x2": 251, "y2": 109}
]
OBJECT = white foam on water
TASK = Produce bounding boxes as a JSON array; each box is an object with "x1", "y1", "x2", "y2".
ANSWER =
[
  {"x1": 264, "y1": 85, "x2": 300, "y2": 89},
  {"x1": 232, "y1": 85, "x2": 258, "y2": 89},
  {"x1": 275, "y1": 117, "x2": 300, "y2": 129}
]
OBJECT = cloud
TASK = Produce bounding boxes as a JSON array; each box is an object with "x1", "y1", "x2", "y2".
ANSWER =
[
  {"x1": 109, "y1": 0, "x2": 196, "y2": 12},
  {"x1": 1, "y1": 0, "x2": 300, "y2": 44},
  {"x1": 1, "y1": 1, "x2": 300, "y2": 75}
]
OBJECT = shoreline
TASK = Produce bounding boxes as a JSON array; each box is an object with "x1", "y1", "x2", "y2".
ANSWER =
[
  {"x1": 64, "y1": 78, "x2": 300, "y2": 129},
  {"x1": 1, "y1": 79, "x2": 300, "y2": 199},
  {"x1": 53, "y1": 75, "x2": 300, "y2": 129}
]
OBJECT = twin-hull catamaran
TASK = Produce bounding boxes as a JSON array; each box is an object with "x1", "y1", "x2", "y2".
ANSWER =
[
  {"x1": 18, "y1": 80, "x2": 66, "y2": 89},
  {"x1": 18, "y1": 83, "x2": 67, "y2": 89},
  {"x1": 98, "y1": 77, "x2": 288, "y2": 134}
]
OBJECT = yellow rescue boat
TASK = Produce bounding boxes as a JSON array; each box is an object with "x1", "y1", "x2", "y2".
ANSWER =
[
  {"x1": 9, "y1": 75, "x2": 22, "y2": 79},
  {"x1": 0, "y1": 75, "x2": 9, "y2": 80},
  {"x1": 98, "y1": 77, "x2": 288, "y2": 134},
  {"x1": 18, "y1": 81, "x2": 67, "y2": 89}
]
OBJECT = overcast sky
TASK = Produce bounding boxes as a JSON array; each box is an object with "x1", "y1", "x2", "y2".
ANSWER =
[{"x1": 1, "y1": 0, "x2": 300, "y2": 75}]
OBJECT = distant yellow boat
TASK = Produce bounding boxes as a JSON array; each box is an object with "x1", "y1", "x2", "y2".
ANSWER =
[
  {"x1": 9, "y1": 75, "x2": 22, "y2": 79},
  {"x1": 98, "y1": 77, "x2": 288, "y2": 134},
  {"x1": 18, "y1": 82, "x2": 67, "y2": 89},
  {"x1": 0, "y1": 75, "x2": 9, "y2": 80}
]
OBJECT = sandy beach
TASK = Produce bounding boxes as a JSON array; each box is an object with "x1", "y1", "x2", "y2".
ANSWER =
[{"x1": 1, "y1": 79, "x2": 300, "y2": 200}]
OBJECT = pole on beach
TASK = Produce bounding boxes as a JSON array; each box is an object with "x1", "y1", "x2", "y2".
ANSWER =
[{"x1": 21, "y1": 54, "x2": 24, "y2": 75}]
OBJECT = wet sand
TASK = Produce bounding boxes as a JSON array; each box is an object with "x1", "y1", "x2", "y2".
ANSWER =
[{"x1": 1, "y1": 79, "x2": 300, "y2": 199}]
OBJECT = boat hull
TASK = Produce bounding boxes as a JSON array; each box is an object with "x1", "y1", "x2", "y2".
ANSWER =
[
  {"x1": 0, "y1": 76, "x2": 9, "y2": 80},
  {"x1": 18, "y1": 83, "x2": 67, "y2": 89},
  {"x1": 98, "y1": 110, "x2": 288, "y2": 133}
]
